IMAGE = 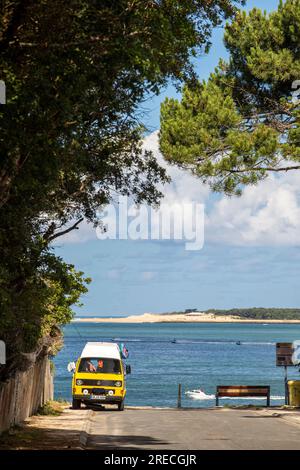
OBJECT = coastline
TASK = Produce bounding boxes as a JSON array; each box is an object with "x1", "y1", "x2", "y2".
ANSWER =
[{"x1": 72, "y1": 313, "x2": 300, "y2": 324}]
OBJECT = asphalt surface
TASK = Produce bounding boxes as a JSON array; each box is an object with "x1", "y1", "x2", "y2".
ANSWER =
[{"x1": 85, "y1": 407, "x2": 300, "y2": 450}]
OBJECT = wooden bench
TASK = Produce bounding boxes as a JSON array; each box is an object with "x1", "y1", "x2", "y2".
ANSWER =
[{"x1": 216, "y1": 385, "x2": 270, "y2": 407}]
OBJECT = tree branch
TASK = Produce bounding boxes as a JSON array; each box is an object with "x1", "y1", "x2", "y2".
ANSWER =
[
  {"x1": 45, "y1": 218, "x2": 84, "y2": 242},
  {"x1": 227, "y1": 165, "x2": 300, "y2": 174}
]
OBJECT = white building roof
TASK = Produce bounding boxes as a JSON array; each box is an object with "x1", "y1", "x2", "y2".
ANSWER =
[{"x1": 80, "y1": 342, "x2": 121, "y2": 360}]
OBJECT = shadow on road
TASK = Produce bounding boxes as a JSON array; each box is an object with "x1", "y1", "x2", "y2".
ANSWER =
[
  {"x1": 88, "y1": 434, "x2": 170, "y2": 449},
  {"x1": 242, "y1": 415, "x2": 281, "y2": 419},
  {"x1": 0, "y1": 425, "x2": 83, "y2": 450},
  {"x1": 85, "y1": 405, "x2": 119, "y2": 412}
]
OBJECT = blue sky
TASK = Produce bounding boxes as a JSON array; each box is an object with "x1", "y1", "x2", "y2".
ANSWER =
[{"x1": 54, "y1": 0, "x2": 300, "y2": 317}]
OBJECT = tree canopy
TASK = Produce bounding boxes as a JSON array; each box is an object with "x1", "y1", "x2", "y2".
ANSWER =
[
  {"x1": 160, "y1": 0, "x2": 300, "y2": 195},
  {"x1": 0, "y1": 0, "x2": 243, "y2": 378},
  {"x1": 206, "y1": 308, "x2": 300, "y2": 320}
]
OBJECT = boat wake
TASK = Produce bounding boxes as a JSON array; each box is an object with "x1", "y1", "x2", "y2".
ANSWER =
[
  {"x1": 185, "y1": 390, "x2": 285, "y2": 401},
  {"x1": 107, "y1": 338, "x2": 275, "y2": 345}
]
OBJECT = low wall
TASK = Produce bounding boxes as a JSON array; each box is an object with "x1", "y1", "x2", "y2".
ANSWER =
[{"x1": 0, "y1": 355, "x2": 53, "y2": 433}]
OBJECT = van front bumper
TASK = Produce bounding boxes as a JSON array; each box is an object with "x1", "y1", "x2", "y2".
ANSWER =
[{"x1": 73, "y1": 394, "x2": 124, "y2": 405}]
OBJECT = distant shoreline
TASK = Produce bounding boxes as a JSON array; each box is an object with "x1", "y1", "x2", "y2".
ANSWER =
[{"x1": 72, "y1": 313, "x2": 300, "y2": 324}]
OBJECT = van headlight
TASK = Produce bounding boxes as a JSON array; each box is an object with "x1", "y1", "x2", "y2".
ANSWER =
[
  {"x1": 76, "y1": 379, "x2": 83, "y2": 386},
  {"x1": 108, "y1": 390, "x2": 114, "y2": 396},
  {"x1": 114, "y1": 381, "x2": 122, "y2": 387}
]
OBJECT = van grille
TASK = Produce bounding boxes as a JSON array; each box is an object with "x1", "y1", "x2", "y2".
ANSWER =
[{"x1": 78, "y1": 379, "x2": 120, "y2": 386}]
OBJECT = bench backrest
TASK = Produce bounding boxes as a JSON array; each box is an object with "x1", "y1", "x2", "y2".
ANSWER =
[{"x1": 217, "y1": 385, "x2": 270, "y2": 397}]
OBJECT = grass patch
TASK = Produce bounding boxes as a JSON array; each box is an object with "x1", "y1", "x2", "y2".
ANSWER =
[
  {"x1": 280, "y1": 405, "x2": 300, "y2": 410},
  {"x1": 37, "y1": 400, "x2": 69, "y2": 416},
  {"x1": 222, "y1": 404, "x2": 263, "y2": 410}
]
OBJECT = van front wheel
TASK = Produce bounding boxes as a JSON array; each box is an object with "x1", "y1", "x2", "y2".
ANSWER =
[
  {"x1": 118, "y1": 400, "x2": 124, "y2": 411},
  {"x1": 72, "y1": 398, "x2": 81, "y2": 409}
]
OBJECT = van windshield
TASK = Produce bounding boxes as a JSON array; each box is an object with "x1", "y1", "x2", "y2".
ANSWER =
[{"x1": 78, "y1": 357, "x2": 121, "y2": 374}]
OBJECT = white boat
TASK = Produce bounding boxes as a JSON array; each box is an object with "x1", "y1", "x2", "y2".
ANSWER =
[{"x1": 185, "y1": 389, "x2": 215, "y2": 400}]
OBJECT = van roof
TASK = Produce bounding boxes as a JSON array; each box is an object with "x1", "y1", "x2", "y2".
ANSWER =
[{"x1": 80, "y1": 342, "x2": 121, "y2": 360}]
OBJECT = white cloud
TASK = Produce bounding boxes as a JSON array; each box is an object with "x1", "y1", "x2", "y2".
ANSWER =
[
  {"x1": 207, "y1": 172, "x2": 300, "y2": 246},
  {"x1": 56, "y1": 131, "x2": 300, "y2": 247},
  {"x1": 145, "y1": 132, "x2": 300, "y2": 246}
]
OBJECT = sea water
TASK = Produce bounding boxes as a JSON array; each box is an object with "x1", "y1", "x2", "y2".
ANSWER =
[{"x1": 53, "y1": 322, "x2": 300, "y2": 407}]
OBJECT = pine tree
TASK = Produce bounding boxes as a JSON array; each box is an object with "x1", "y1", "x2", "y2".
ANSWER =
[{"x1": 160, "y1": 0, "x2": 300, "y2": 195}]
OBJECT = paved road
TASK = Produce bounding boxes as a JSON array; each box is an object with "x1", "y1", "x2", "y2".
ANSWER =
[{"x1": 85, "y1": 407, "x2": 300, "y2": 450}]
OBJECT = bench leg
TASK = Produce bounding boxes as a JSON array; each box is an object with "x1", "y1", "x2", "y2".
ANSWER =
[
  {"x1": 267, "y1": 392, "x2": 270, "y2": 407},
  {"x1": 216, "y1": 395, "x2": 219, "y2": 407}
]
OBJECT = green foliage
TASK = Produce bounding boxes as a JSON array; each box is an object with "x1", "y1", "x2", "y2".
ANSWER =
[
  {"x1": 37, "y1": 400, "x2": 67, "y2": 416},
  {"x1": 160, "y1": 0, "x2": 300, "y2": 195},
  {"x1": 0, "y1": 1, "x2": 242, "y2": 377},
  {"x1": 207, "y1": 308, "x2": 300, "y2": 320},
  {"x1": 0, "y1": 248, "x2": 90, "y2": 378},
  {"x1": 164, "y1": 308, "x2": 300, "y2": 319}
]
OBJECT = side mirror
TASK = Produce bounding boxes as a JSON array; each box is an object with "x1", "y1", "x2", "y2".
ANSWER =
[
  {"x1": 67, "y1": 361, "x2": 76, "y2": 372},
  {"x1": 126, "y1": 364, "x2": 131, "y2": 375}
]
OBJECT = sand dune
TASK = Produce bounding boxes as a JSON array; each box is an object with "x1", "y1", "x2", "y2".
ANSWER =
[{"x1": 73, "y1": 312, "x2": 300, "y2": 324}]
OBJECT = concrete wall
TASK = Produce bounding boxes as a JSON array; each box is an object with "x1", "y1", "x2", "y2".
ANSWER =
[{"x1": 0, "y1": 355, "x2": 53, "y2": 433}]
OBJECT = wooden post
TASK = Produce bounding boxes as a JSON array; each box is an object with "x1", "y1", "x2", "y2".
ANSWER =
[
  {"x1": 216, "y1": 389, "x2": 219, "y2": 407},
  {"x1": 267, "y1": 388, "x2": 270, "y2": 407},
  {"x1": 177, "y1": 383, "x2": 182, "y2": 408},
  {"x1": 284, "y1": 366, "x2": 289, "y2": 405}
]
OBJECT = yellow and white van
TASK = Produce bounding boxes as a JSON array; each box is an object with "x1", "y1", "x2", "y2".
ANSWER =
[{"x1": 68, "y1": 342, "x2": 131, "y2": 411}]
